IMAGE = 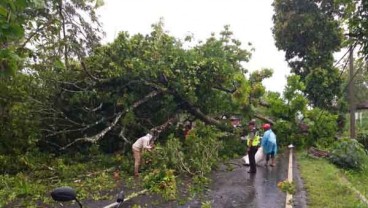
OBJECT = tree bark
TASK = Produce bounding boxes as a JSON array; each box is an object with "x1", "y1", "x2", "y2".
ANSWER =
[
  {"x1": 60, "y1": 90, "x2": 161, "y2": 150},
  {"x1": 254, "y1": 114, "x2": 274, "y2": 125}
]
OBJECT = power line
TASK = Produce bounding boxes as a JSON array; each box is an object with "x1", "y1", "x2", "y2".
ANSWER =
[
  {"x1": 334, "y1": 47, "x2": 351, "y2": 68},
  {"x1": 315, "y1": 44, "x2": 358, "y2": 122},
  {"x1": 337, "y1": 42, "x2": 358, "y2": 77}
]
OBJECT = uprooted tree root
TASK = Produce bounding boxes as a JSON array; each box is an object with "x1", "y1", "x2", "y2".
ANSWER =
[{"x1": 308, "y1": 147, "x2": 330, "y2": 158}]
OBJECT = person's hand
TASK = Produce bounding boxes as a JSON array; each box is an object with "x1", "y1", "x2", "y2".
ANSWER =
[{"x1": 145, "y1": 146, "x2": 153, "y2": 152}]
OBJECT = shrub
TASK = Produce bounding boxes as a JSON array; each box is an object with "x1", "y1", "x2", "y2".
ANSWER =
[
  {"x1": 304, "y1": 108, "x2": 338, "y2": 148},
  {"x1": 143, "y1": 168, "x2": 177, "y2": 200},
  {"x1": 184, "y1": 122, "x2": 222, "y2": 176},
  {"x1": 272, "y1": 120, "x2": 296, "y2": 147},
  {"x1": 329, "y1": 138, "x2": 368, "y2": 170},
  {"x1": 218, "y1": 134, "x2": 245, "y2": 160},
  {"x1": 150, "y1": 122, "x2": 222, "y2": 176},
  {"x1": 158, "y1": 135, "x2": 185, "y2": 171},
  {"x1": 357, "y1": 131, "x2": 368, "y2": 150},
  {"x1": 277, "y1": 180, "x2": 296, "y2": 194},
  {"x1": 189, "y1": 175, "x2": 211, "y2": 194},
  {"x1": 142, "y1": 135, "x2": 187, "y2": 174}
]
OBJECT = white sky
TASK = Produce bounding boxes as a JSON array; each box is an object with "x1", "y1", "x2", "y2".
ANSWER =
[{"x1": 97, "y1": 0, "x2": 290, "y2": 93}]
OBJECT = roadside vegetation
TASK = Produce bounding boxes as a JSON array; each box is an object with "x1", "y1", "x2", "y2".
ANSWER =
[
  {"x1": 298, "y1": 132, "x2": 368, "y2": 208},
  {"x1": 298, "y1": 153, "x2": 365, "y2": 208}
]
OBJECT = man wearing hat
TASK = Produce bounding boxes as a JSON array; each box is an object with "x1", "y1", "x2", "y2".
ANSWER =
[{"x1": 247, "y1": 120, "x2": 260, "y2": 174}]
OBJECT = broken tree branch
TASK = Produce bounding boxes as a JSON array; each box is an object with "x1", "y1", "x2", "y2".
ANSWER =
[
  {"x1": 60, "y1": 90, "x2": 161, "y2": 150},
  {"x1": 254, "y1": 114, "x2": 274, "y2": 125}
]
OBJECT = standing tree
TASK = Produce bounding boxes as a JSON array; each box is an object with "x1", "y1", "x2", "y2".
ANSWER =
[
  {"x1": 272, "y1": 0, "x2": 344, "y2": 109},
  {"x1": 0, "y1": 0, "x2": 30, "y2": 76},
  {"x1": 0, "y1": 0, "x2": 105, "y2": 154}
]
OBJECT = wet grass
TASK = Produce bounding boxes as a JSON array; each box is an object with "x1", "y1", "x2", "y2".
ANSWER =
[
  {"x1": 297, "y1": 153, "x2": 365, "y2": 208},
  {"x1": 344, "y1": 167, "x2": 368, "y2": 203}
]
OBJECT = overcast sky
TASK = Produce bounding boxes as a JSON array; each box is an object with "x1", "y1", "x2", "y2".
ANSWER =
[{"x1": 97, "y1": 0, "x2": 290, "y2": 93}]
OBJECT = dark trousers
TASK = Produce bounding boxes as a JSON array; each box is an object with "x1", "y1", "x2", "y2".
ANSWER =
[
  {"x1": 248, "y1": 146, "x2": 258, "y2": 173},
  {"x1": 266, "y1": 152, "x2": 275, "y2": 162}
]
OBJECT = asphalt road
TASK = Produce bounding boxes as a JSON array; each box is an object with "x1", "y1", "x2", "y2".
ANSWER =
[
  {"x1": 180, "y1": 149, "x2": 307, "y2": 208},
  {"x1": 51, "y1": 149, "x2": 307, "y2": 208},
  {"x1": 203, "y1": 151, "x2": 289, "y2": 208}
]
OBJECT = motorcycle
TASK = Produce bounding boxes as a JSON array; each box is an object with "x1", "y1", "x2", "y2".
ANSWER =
[{"x1": 51, "y1": 186, "x2": 124, "y2": 208}]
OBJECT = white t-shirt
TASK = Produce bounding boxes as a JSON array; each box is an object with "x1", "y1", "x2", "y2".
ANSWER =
[{"x1": 132, "y1": 133, "x2": 153, "y2": 151}]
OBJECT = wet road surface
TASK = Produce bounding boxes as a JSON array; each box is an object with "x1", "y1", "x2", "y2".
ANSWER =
[
  {"x1": 51, "y1": 149, "x2": 307, "y2": 208},
  {"x1": 205, "y1": 151, "x2": 288, "y2": 208},
  {"x1": 183, "y1": 149, "x2": 307, "y2": 208}
]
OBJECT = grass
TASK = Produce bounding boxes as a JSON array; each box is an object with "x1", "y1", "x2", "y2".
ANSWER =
[
  {"x1": 344, "y1": 166, "x2": 368, "y2": 202},
  {"x1": 297, "y1": 153, "x2": 366, "y2": 208}
]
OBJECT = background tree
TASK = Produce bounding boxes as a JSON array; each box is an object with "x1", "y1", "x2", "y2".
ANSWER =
[
  {"x1": 0, "y1": 0, "x2": 104, "y2": 154},
  {"x1": 22, "y1": 0, "x2": 104, "y2": 70},
  {"x1": 0, "y1": 0, "x2": 30, "y2": 76},
  {"x1": 272, "y1": 0, "x2": 344, "y2": 109},
  {"x1": 261, "y1": 74, "x2": 337, "y2": 148}
]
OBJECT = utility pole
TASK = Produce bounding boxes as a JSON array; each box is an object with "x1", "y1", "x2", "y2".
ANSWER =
[{"x1": 349, "y1": 45, "x2": 356, "y2": 139}]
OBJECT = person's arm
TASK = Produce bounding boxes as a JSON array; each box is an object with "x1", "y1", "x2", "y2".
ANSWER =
[
  {"x1": 142, "y1": 135, "x2": 154, "y2": 151},
  {"x1": 261, "y1": 134, "x2": 265, "y2": 147}
]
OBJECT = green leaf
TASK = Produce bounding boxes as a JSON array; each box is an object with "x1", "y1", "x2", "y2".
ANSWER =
[
  {"x1": 15, "y1": 0, "x2": 28, "y2": 9},
  {"x1": 53, "y1": 59, "x2": 65, "y2": 69},
  {"x1": 0, "y1": 6, "x2": 8, "y2": 17},
  {"x1": 8, "y1": 1, "x2": 16, "y2": 11}
]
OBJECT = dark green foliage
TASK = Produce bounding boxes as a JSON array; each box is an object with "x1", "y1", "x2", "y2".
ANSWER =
[
  {"x1": 272, "y1": 108, "x2": 338, "y2": 149},
  {"x1": 272, "y1": 0, "x2": 343, "y2": 109},
  {"x1": 0, "y1": 74, "x2": 41, "y2": 155},
  {"x1": 28, "y1": 23, "x2": 255, "y2": 153},
  {"x1": 218, "y1": 134, "x2": 246, "y2": 160},
  {"x1": 145, "y1": 122, "x2": 222, "y2": 177},
  {"x1": 0, "y1": 151, "x2": 126, "y2": 207},
  {"x1": 144, "y1": 135, "x2": 185, "y2": 172},
  {"x1": 143, "y1": 168, "x2": 177, "y2": 200},
  {"x1": 0, "y1": 1, "x2": 295, "y2": 206},
  {"x1": 141, "y1": 122, "x2": 223, "y2": 200},
  {"x1": 0, "y1": 0, "x2": 28, "y2": 76},
  {"x1": 304, "y1": 108, "x2": 338, "y2": 149},
  {"x1": 263, "y1": 74, "x2": 339, "y2": 149},
  {"x1": 183, "y1": 122, "x2": 222, "y2": 176},
  {"x1": 272, "y1": 120, "x2": 299, "y2": 147},
  {"x1": 339, "y1": 1, "x2": 368, "y2": 59},
  {"x1": 190, "y1": 175, "x2": 211, "y2": 195},
  {"x1": 329, "y1": 138, "x2": 368, "y2": 170},
  {"x1": 357, "y1": 131, "x2": 368, "y2": 150}
]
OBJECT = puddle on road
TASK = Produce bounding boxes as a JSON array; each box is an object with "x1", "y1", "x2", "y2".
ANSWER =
[
  {"x1": 255, "y1": 152, "x2": 288, "y2": 208},
  {"x1": 206, "y1": 150, "x2": 290, "y2": 208}
]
